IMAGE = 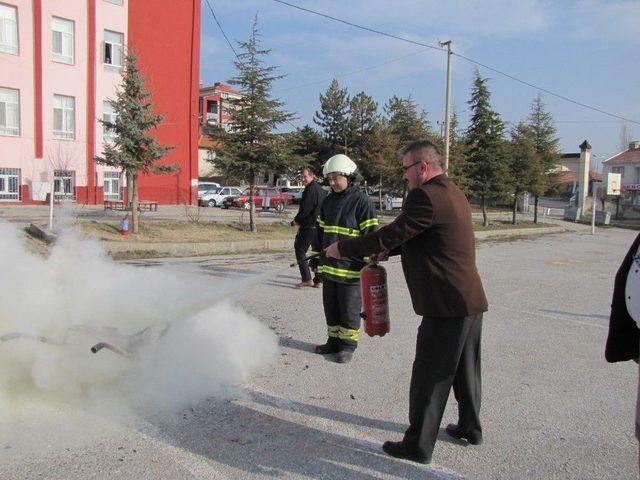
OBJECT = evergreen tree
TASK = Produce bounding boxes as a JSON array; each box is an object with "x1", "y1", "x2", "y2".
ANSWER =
[
  {"x1": 508, "y1": 122, "x2": 539, "y2": 224},
  {"x1": 314, "y1": 79, "x2": 350, "y2": 155},
  {"x1": 526, "y1": 93, "x2": 561, "y2": 222},
  {"x1": 96, "y1": 52, "x2": 174, "y2": 234},
  {"x1": 446, "y1": 109, "x2": 470, "y2": 193},
  {"x1": 286, "y1": 125, "x2": 330, "y2": 175},
  {"x1": 348, "y1": 91, "x2": 379, "y2": 159},
  {"x1": 384, "y1": 95, "x2": 434, "y2": 145},
  {"x1": 360, "y1": 122, "x2": 402, "y2": 203},
  {"x1": 464, "y1": 71, "x2": 510, "y2": 226},
  {"x1": 211, "y1": 16, "x2": 295, "y2": 233}
]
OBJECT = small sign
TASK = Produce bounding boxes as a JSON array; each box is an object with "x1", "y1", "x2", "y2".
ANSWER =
[
  {"x1": 623, "y1": 184, "x2": 640, "y2": 191},
  {"x1": 606, "y1": 173, "x2": 622, "y2": 195},
  {"x1": 190, "y1": 178, "x2": 198, "y2": 186}
]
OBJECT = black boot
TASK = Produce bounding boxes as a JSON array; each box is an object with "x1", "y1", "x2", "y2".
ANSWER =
[
  {"x1": 315, "y1": 340, "x2": 339, "y2": 354},
  {"x1": 382, "y1": 441, "x2": 430, "y2": 464}
]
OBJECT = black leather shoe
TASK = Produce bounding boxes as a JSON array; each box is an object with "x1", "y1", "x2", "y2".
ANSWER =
[
  {"x1": 445, "y1": 424, "x2": 483, "y2": 445},
  {"x1": 382, "y1": 441, "x2": 430, "y2": 464},
  {"x1": 315, "y1": 342, "x2": 339, "y2": 355},
  {"x1": 336, "y1": 351, "x2": 353, "y2": 363}
]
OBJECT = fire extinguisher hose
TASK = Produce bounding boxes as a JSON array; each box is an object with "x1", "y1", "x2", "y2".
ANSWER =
[{"x1": 289, "y1": 251, "x2": 323, "y2": 268}]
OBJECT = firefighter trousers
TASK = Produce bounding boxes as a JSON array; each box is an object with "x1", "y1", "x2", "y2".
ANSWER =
[
  {"x1": 322, "y1": 279, "x2": 361, "y2": 352},
  {"x1": 294, "y1": 228, "x2": 320, "y2": 283}
]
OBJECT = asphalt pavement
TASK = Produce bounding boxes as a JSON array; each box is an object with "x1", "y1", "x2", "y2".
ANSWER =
[{"x1": 0, "y1": 226, "x2": 638, "y2": 479}]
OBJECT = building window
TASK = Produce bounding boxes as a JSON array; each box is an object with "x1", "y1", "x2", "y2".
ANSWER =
[
  {"x1": 0, "y1": 167, "x2": 20, "y2": 200},
  {"x1": 51, "y1": 16, "x2": 74, "y2": 64},
  {"x1": 104, "y1": 30, "x2": 123, "y2": 67},
  {"x1": 102, "y1": 101, "x2": 117, "y2": 142},
  {"x1": 53, "y1": 94, "x2": 74, "y2": 139},
  {"x1": 0, "y1": 3, "x2": 18, "y2": 55},
  {"x1": 0, "y1": 87, "x2": 19, "y2": 136},
  {"x1": 54, "y1": 169, "x2": 75, "y2": 200},
  {"x1": 612, "y1": 166, "x2": 625, "y2": 179},
  {"x1": 105, "y1": 0, "x2": 124, "y2": 4},
  {"x1": 103, "y1": 171, "x2": 121, "y2": 200}
]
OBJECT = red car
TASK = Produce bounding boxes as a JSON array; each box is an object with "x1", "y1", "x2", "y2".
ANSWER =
[{"x1": 222, "y1": 186, "x2": 293, "y2": 212}]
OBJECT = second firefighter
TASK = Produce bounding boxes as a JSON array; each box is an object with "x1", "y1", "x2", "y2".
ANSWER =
[{"x1": 311, "y1": 154, "x2": 378, "y2": 364}]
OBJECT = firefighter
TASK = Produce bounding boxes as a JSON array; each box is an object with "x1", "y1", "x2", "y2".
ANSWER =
[{"x1": 310, "y1": 154, "x2": 378, "y2": 363}]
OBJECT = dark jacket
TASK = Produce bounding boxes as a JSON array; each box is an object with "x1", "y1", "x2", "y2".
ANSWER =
[
  {"x1": 313, "y1": 185, "x2": 378, "y2": 284},
  {"x1": 294, "y1": 180, "x2": 327, "y2": 229},
  {"x1": 339, "y1": 174, "x2": 487, "y2": 318},
  {"x1": 605, "y1": 233, "x2": 640, "y2": 363}
]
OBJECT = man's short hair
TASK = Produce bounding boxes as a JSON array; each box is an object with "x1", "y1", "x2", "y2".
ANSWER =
[
  {"x1": 301, "y1": 166, "x2": 315, "y2": 177},
  {"x1": 401, "y1": 140, "x2": 443, "y2": 168}
]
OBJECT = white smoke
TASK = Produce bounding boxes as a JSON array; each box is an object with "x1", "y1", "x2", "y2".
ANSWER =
[{"x1": 0, "y1": 219, "x2": 278, "y2": 419}]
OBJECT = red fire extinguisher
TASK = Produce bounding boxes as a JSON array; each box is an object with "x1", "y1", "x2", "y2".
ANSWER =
[
  {"x1": 120, "y1": 214, "x2": 130, "y2": 236},
  {"x1": 360, "y1": 261, "x2": 390, "y2": 336}
]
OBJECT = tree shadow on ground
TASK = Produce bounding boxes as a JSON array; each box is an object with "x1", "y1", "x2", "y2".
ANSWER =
[{"x1": 145, "y1": 396, "x2": 463, "y2": 480}]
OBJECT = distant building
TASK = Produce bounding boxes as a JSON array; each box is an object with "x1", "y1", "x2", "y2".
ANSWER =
[
  {"x1": 0, "y1": 0, "x2": 201, "y2": 205},
  {"x1": 602, "y1": 141, "x2": 640, "y2": 206},
  {"x1": 198, "y1": 83, "x2": 242, "y2": 132}
]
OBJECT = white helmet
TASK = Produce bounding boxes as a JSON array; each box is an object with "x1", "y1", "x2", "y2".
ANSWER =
[{"x1": 323, "y1": 154, "x2": 358, "y2": 178}]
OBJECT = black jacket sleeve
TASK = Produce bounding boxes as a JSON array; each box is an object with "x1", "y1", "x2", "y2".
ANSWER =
[
  {"x1": 294, "y1": 182, "x2": 319, "y2": 226},
  {"x1": 605, "y1": 232, "x2": 640, "y2": 363}
]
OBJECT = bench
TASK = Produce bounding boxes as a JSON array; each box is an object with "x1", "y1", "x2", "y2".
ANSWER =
[{"x1": 103, "y1": 200, "x2": 158, "y2": 212}]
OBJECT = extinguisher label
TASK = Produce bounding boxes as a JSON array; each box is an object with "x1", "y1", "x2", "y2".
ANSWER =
[{"x1": 369, "y1": 284, "x2": 389, "y2": 324}]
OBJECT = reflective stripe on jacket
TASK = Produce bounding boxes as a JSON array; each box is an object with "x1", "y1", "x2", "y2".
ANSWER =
[{"x1": 313, "y1": 185, "x2": 378, "y2": 284}]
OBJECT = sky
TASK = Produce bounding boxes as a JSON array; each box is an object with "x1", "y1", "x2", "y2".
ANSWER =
[{"x1": 199, "y1": 0, "x2": 640, "y2": 171}]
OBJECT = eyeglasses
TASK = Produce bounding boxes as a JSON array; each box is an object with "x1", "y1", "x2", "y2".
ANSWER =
[{"x1": 401, "y1": 160, "x2": 423, "y2": 173}]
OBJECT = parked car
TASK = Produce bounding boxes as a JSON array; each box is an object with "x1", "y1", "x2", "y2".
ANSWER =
[
  {"x1": 368, "y1": 189, "x2": 404, "y2": 210},
  {"x1": 281, "y1": 186, "x2": 305, "y2": 204},
  {"x1": 199, "y1": 186, "x2": 244, "y2": 207},
  {"x1": 197, "y1": 181, "x2": 220, "y2": 199},
  {"x1": 222, "y1": 186, "x2": 293, "y2": 212}
]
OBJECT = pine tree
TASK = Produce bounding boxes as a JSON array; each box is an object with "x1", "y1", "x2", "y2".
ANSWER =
[
  {"x1": 212, "y1": 16, "x2": 295, "y2": 233},
  {"x1": 384, "y1": 95, "x2": 434, "y2": 145},
  {"x1": 348, "y1": 91, "x2": 379, "y2": 158},
  {"x1": 446, "y1": 109, "x2": 470, "y2": 192},
  {"x1": 286, "y1": 125, "x2": 330, "y2": 175},
  {"x1": 96, "y1": 52, "x2": 174, "y2": 234},
  {"x1": 526, "y1": 93, "x2": 561, "y2": 222},
  {"x1": 464, "y1": 71, "x2": 510, "y2": 226},
  {"x1": 314, "y1": 79, "x2": 350, "y2": 155},
  {"x1": 508, "y1": 122, "x2": 539, "y2": 224},
  {"x1": 360, "y1": 122, "x2": 402, "y2": 202}
]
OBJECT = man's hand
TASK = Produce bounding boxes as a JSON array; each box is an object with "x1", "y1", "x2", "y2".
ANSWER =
[
  {"x1": 325, "y1": 242, "x2": 342, "y2": 259},
  {"x1": 371, "y1": 250, "x2": 390, "y2": 262}
]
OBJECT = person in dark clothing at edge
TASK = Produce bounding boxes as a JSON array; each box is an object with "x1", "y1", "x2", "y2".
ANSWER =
[
  {"x1": 605, "y1": 232, "x2": 640, "y2": 467},
  {"x1": 311, "y1": 154, "x2": 378, "y2": 364},
  {"x1": 325, "y1": 140, "x2": 488, "y2": 463},
  {"x1": 291, "y1": 166, "x2": 327, "y2": 288}
]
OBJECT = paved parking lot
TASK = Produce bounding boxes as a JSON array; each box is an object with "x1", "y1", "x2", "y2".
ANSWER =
[{"x1": 0, "y1": 226, "x2": 638, "y2": 479}]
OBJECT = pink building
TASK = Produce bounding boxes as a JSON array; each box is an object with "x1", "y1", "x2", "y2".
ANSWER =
[{"x1": 0, "y1": 0, "x2": 200, "y2": 205}]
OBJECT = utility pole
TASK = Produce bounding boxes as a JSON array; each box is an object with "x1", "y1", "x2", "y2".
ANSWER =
[{"x1": 440, "y1": 40, "x2": 452, "y2": 172}]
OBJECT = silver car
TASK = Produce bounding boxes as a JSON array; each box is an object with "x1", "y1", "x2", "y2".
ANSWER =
[{"x1": 200, "y1": 186, "x2": 244, "y2": 207}]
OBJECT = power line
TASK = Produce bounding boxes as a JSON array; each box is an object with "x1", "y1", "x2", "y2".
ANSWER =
[
  {"x1": 271, "y1": 0, "x2": 640, "y2": 127},
  {"x1": 203, "y1": 0, "x2": 238, "y2": 58},
  {"x1": 277, "y1": 48, "x2": 432, "y2": 93},
  {"x1": 272, "y1": 0, "x2": 444, "y2": 53}
]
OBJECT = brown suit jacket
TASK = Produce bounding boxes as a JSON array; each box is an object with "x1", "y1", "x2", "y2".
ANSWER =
[{"x1": 338, "y1": 174, "x2": 488, "y2": 318}]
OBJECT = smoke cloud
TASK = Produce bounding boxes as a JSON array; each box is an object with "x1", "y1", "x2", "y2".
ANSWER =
[{"x1": 0, "y1": 219, "x2": 278, "y2": 420}]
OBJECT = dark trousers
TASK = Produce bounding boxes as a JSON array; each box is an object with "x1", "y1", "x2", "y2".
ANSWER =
[
  {"x1": 403, "y1": 313, "x2": 483, "y2": 459},
  {"x1": 322, "y1": 279, "x2": 362, "y2": 351},
  {"x1": 294, "y1": 228, "x2": 318, "y2": 283}
]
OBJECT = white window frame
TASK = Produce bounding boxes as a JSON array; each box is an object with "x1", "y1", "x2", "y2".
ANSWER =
[
  {"x1": 0, "y1": 87, "x2": 19, "y2": 136},
  {"x1": 104, "y1": 0, "x2": 124, "y2": 4},
  {"x1": 51, "y1": 16, "x2": 74, "y2": 64},
  {"x1": 103, "y1": 30, "x2": 123, "y2": 67},
  {"x1": 54, "y1": 169, "x2": 75, "y2": 200},
  {"x1": 103, "y1": 171, "x2": 121, "y2": 200},
  {"x1": 0, "y1": 167, "x2": 20, "y2": 200},
  {"x1": 53, "y1": 94, "x2": 74, "y2": 140},
  {"x1": 102, "y1": 100, "x2": 117, "y2": 142},
  {"x1": 0, "y1": 3, "x2": 18, "y2": 55}
]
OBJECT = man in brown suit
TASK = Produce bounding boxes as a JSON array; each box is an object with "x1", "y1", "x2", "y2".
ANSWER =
[{"x1": 325, "y1": 140, "x2": 488, "y2": 464}]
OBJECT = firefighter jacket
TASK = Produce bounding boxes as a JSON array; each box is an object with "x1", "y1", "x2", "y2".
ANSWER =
[{"x1": 313, "y1": 185, "x2": 378, "y2": 284}]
